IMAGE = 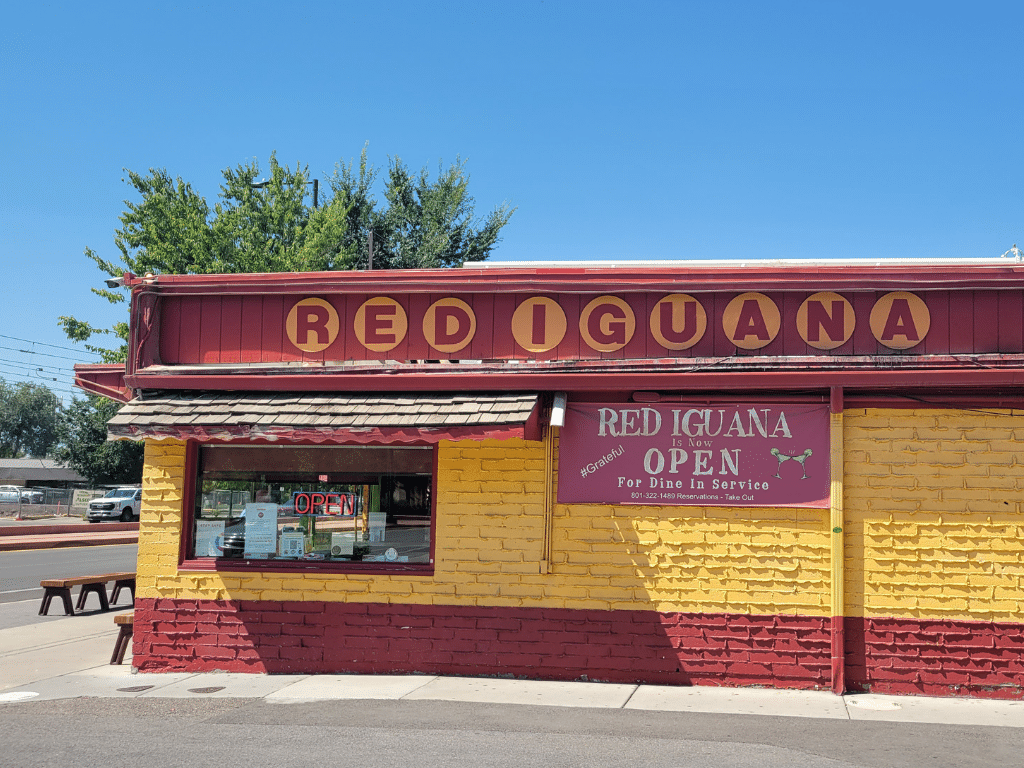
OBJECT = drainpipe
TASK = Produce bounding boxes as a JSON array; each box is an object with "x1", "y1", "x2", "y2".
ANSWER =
[
  {"x1": 541, "y1": 393, "x2": 567, "y2": 575},
  {"x1": 829, "y1": 386, "x2": 845, "y2": 694},
  {"x1": 541, "y1": 426, "x2": 554, "y2": 574}
]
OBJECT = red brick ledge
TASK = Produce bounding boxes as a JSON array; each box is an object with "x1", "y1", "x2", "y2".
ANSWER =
[
  {"x1": 0, "y1": 522, "x2": 139, "y2": 537},
  {"x1": 130, "y1": 600, "x2": 1024, "y2": 699},
  {"x1": 845, "y1": 617, "x2": 1024, "y2": 700},
  {"x1": 132, "y1": 598, "x2": 832, "y2": 690},
  {"x1": 0, "y1": 531, "x2": 139, "y2": 551}
]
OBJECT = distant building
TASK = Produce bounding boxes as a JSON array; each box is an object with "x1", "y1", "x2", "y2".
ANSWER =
[{"x1": 0, "y1": 458, "x2": 87, "y2": 488}]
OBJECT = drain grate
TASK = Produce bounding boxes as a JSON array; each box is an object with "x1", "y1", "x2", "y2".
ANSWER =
[
  {"x1": 188, "y1": 686, "x2": 226, "y2": 694},
  {"x1": 117, "y1": 685, "x2": 155, "y2": 693}
]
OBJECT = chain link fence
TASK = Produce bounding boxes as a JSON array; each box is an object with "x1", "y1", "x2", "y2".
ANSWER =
[{"x1": 0, "y1": 487, "x2": 95, "y2": 517}]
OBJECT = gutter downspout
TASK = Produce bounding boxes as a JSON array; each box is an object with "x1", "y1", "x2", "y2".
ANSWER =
[
  {"x1": 830, "y1": 386, "x2": 846, "y2": 695},
  {"x1": 541, "y1": 424, "x2": 555, "y2": 574},
  {"x1": 541, "y1": 393, "x2": 566, "y2": 575}
]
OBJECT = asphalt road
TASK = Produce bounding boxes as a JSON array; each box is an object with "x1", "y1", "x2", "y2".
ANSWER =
[
  {"x1": 0, "y1": 544, "x2": 137, "y2": 629},
  {"x1": 2, "y1": 698, "x2": 1021, "y2": 768}
]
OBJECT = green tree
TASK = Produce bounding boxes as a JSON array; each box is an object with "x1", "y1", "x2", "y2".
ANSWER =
[
  {"x1": 60, "y1": 149, "x2": 514, "y2": 359},
  {"x1": 0, "y1": 380, "x2": 60, "y2": 458},
  {"x1": 60, "y1": 153, "x2": 354, "y2": 360},
  {"x1": 52, "y1": 396, "x2": 143, "y2": 486},
  {"x1": 328, "y1": 148, "x2": 516, "y2": 269}
]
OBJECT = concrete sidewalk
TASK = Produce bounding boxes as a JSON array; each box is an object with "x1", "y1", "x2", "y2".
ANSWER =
[{"x1": 1, "y1": 609, "x2": 1023, "y2": 727}]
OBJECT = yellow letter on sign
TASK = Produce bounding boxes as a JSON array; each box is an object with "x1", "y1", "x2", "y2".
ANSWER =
[
  {"x1": 580, "y1": 296, "x2": 635, "y2": 353},
  {"x1": 286, "y1": 298, "x2": 340, "y2": 353},
  {"x1": 512, "y1": 296, "x2": 567, "y2": 353},
  {"x1": 650, "y1": 294, "x2": 707, "y2": 351},
  {"x1": 723, "y1": 292, "x2": 780, "y2": 350},
  {"x1": 355, "y1": 297, "x2": 408, "y2": 352},
  {"x1": 797, "y1": 291, "x2": 855, "y2": 351},
  {"x1": 423, "y1": 298, "x2": 477, "y2": 353},
  {"x1": 870, "y1": 291, "x2": 930, "y2": 350}
]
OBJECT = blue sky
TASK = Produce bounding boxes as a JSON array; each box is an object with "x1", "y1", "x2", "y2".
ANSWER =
[{"x1": 1, "y1": 0, "x2": 1021, "y2": 401}]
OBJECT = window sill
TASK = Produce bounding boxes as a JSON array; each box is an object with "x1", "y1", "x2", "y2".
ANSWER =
[{"x1": 178, "y1": 558, "x2": 434, "y2": 576}]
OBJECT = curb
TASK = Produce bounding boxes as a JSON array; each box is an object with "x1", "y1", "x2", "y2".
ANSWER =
[
  {"x1": 0, "y1": 534, "x2": 139, "y2": 552},
  {"x1": 0, "y1": 523, "x2": 139, "y2": 537}
]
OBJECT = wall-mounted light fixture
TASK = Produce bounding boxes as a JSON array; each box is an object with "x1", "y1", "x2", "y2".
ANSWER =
[{"x1": 550, "y1": 392, "x2": 567, "y2": 428}]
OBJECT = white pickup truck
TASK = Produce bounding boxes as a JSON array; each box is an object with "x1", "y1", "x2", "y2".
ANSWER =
[
  {"x1": 0, "y1": 485, "x2": 22, "y2": 503},
  {"x1": 85, "y1": 487, "x2": 142, "y2": 522}
]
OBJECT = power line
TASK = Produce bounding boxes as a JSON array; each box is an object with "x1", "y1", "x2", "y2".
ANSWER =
[
  {"x1": 0, "y1": 335, "x2": 106, "y2": 402},
  {"x1": 0, "y1": 333, "x2": 104, "y2": 358},
  {"x1": 0, "y1": 344, "x2": 99, "y2": 364},
  {"x1": 0, "y1": 372, "x2": 78, "y2": 390},
  {"x1": 0, "y1": 360, "x2": 79, "y2": 382},
  {"x1": 0, "y1": 376, "x2": 78, "y2": 393},
  {"x1": 0, "y1": 375, "x2": 77, "y2": 391},
  {"x1": 0, "y1": 358, "x2": 77, "y2": 376},
  {"x1": 0, "y1": 379, "x2": 79, "y2": 399},
  {"x1": 0, "y1": 367, "x2": 77, "y2": 386}
]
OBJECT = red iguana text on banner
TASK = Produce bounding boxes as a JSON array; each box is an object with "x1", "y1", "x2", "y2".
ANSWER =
[{"x1": 557, "y1": 403, "x2": 831, "y2": 507}]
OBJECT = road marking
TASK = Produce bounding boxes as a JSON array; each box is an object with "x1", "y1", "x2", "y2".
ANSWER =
[{"x1": 0, "y1": 588, "x2": 41, "y2": 595}]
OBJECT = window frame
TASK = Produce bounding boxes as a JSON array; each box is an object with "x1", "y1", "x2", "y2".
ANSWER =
[{"x1": 177, "y1": 441, "x2": 437, "y2": 575}]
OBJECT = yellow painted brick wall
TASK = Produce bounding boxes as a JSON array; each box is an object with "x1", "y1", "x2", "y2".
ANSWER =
[
  {"x1": 138, "y1": 439, "x2": 188, "y2": 597},
  {"x1": 545, "y1": 503, "x2": 830, "y2": 615},
  {"x1": 141, "y1": 437, "x2": 831, "y2": 616},
  {"x1": 844, "y1": 408, "x2": 1024, "y2": 622}
]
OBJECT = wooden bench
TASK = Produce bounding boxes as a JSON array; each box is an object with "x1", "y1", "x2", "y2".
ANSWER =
[
  {"x1": 110, "y1": 612, "x2": 134, "y2": 665},
  {"x1": 38, "y1": 572, "x2": 136, "y2": 616}
]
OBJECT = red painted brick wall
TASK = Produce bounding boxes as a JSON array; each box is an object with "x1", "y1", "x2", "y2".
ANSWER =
[
  {"x1": 845, "y1": 617, "x2": 1024, "y2": 699},
  {"x1": 134, "y1": 600, "x2": 1024, "y2": 697},
  {"x1": 132, "y1": 598, "x2": 830, "y2": 688}
]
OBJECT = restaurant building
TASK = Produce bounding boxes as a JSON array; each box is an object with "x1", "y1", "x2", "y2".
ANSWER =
[{"x1": 75, "y1": 260, "x2": 1024, "y2": 699}]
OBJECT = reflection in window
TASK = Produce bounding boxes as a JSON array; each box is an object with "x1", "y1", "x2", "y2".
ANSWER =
[{"x1": 191, "y1": 446, "x2": 432, "y2": 566}]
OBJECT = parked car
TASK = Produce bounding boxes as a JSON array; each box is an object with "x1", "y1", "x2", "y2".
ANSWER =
[
  {"x1": 20, "y1": 489, "x2": 45, "y2": 504},
  {"x1": 85, "y1": 487, "x2": 142, "y2": 522},
  {"x1": 0, "y1": 485, "x2": 22, "y2": 503},
  {"x1": 219, "y1": 530, "x2": 246, "y2": 558}
]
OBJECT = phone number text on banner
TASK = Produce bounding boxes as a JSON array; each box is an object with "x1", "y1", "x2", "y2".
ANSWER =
[{"x1": 557, "y1": 403, "x2": 831, "y2": 508}]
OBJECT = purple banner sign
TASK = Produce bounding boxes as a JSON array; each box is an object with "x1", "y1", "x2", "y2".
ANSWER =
[{"x1": 557, "y1": 403, "x2": 831, "y2": 508}]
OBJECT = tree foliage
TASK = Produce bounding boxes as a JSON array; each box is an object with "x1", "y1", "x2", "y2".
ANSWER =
[
  {"x1": 60, "y1": 149, "x2": 514, "y2": 359},
  {"x1": 328, "y1": 148, "x2": 516, "y2": 269},
  {"x1": 52, "y1": 396, "x2": 143, "y2": 486},
  {"x1": 0, "y1": 381, "x2": 60, "y2": 458}
]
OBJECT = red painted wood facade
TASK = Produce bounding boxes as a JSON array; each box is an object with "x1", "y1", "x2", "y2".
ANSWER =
[
  {"x1": 150, "y1": 288, "x2": 1024, "y2": 364},
  {"x1": 72, "y1": 263, "x2": 1024, "y2": 401}
]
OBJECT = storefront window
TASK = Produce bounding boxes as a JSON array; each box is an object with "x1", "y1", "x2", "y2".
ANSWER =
[{"x1": 189, "y1": 445, "x2": 433, "y2": 568}]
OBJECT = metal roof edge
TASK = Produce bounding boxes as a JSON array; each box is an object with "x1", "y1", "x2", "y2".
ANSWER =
[{"x1": 474, "y1": 257, "x2": 1024, "y2": 268}]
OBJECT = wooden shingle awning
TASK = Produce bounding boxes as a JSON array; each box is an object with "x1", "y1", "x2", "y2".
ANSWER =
[{"x1": 107, "y1": 391, "x2": 542, "y2": 444}]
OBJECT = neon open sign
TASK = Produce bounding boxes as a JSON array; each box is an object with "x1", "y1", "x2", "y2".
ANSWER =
[{"x1": 292, "y1": 492, "x2": 356, "y2": 516}]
